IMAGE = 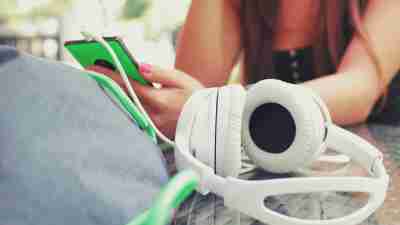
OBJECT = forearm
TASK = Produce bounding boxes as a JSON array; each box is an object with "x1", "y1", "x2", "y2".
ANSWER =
[
  {"x1": 304, "y1": 39, "x2": 381, "y2": 125},
  {"x1": 175, "y1": 0, "x2": 241, "y2": 87},
  {"x1": 303, "y1": 72, "x2": 379, "y2": 125},
  {"x1": 305, "y1": 0, "x2": 400, "y2": 125},
  {"x1": 340, "y1": 0, "x2": 400, "y2": 84}
]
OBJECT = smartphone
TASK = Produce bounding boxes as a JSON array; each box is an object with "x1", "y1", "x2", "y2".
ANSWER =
[{"x1": 64, "y1": 36, "x2": 148, "y2": 85}]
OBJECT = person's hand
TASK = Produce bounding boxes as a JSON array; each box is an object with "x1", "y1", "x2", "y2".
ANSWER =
[{"x1": 86, "y1": 64, "x2": 204, "y2": 139}]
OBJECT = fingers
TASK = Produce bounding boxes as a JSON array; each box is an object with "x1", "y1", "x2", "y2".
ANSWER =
[
  {"x1": 87, "y1": 63, "x2": 203, "y2": 91},
  {"x1": 86, "y1": 65, "x2": 127, "y2": 89},
  {"x1": 87, "y1": 63, "x2": 169, "y2": 109},
  {"x1": 139, "y1": 63, "x2": 203, "y2": 89},
  {"x1": 86, "y1": 65, "x2": 115, "y2": 76},
  {"x1": 131, "y1": 80, "x2": 179, "y2": 111},
  {"x1": 86, "y1": 64, "x2": 168, "y2": 110},
  {"x1": 87, "y1": 63, "x2": 197, "y2": 139}
]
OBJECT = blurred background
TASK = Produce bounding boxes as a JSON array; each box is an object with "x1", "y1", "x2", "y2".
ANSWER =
[{"x1": 0, "y1": 0, "x2": 190, "y2": 67}]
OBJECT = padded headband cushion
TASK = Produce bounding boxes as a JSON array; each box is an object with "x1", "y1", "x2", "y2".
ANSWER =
[
  {"x1": 215, "y1": 85, "x2": 246, "y2": 177},
  {"x1": 242, "y1": 80, "x2": 325, "y2": 173},
  {"x1": 193, "y1": 85, "x2": 245, "y2": 177},
  {"x1": 179, "y1": 85, "x2": 245, "y2": 179},
  {"x1": 189, "y1": 88, "x2": 218, "y2": 169}
]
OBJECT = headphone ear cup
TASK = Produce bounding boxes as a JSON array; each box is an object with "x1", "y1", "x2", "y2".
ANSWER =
[
  {"x1": 242, "y1": 79, "x2": 326, "y2": 173},
  {"x1": 215, "y1": 85, "x2": 246, "y2": 177}
]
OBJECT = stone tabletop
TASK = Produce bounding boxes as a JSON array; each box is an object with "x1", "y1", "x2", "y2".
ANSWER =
[{"x1": 167, "y1": 122, "x2": 400, "y2": 225}]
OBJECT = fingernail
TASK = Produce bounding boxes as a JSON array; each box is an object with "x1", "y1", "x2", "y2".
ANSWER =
[{"x1": 139, "y1": 63, "x2": 152, "y2": 75}]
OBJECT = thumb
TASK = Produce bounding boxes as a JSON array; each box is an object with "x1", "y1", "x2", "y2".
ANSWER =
[{"x1": 139, "y1": 63, "x2": 201, "y2": 89}]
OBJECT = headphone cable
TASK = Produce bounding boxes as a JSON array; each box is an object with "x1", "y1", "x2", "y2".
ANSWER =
[{"x1": 81, "y1": 31, "x2": 175, "y2": 146}]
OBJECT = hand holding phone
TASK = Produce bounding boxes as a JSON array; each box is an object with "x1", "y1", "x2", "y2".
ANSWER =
[
  {"x1": 64, "y1": 37, "x2": 149, "y2": 85},
  {"x1": 64, "y1": 36, "x2": 159, "y2": 141}
]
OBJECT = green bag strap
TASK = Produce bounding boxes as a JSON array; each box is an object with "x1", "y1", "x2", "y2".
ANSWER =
[
  {"x1": 87, "y1": 71, "x2": 157, "y2": 141},
  {"x1": 126, "y1": 170, "x2": 199, "y2": 225}
]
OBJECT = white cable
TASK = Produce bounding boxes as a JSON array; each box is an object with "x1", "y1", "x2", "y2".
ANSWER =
[
  {"x1": 317, "y1": 154, "x2": 350, "y2": 164},
  {"x1": 81, "y1": 31, "x2": 175, "y2": 146}
]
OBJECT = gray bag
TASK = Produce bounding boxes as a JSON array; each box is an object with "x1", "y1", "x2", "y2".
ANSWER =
[{"x1": 0, "y1": 46, "x2": 168, "y2": 225}]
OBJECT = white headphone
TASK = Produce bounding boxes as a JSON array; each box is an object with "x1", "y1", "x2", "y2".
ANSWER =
[{"x1": 174, "y1": 79, "x2": 389, "y2": 225}]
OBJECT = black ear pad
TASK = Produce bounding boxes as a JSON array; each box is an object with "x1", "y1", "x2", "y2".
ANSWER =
[
  {"x1": 249, "y1": 103, "x2": 296, "y2": 154},
  {"x1": 242, "y1": 79, "x2": 326, "y2": 173}
]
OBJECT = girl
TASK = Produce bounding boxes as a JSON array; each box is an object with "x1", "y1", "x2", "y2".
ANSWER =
[{"x1": 102, "y1": 0, "x2": 400, "y2": 139}]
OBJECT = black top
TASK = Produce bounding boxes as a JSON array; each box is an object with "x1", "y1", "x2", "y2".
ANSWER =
[
  {"x1": 272, "y1": 47, "x2": 400, "y2": 124},
  {"x1": 273, "y1": 47, "x2": 315, "y2": 84}
]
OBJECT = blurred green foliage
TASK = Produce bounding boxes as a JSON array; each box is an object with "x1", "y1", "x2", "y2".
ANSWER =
[
  {"x1": 121, "y1": 0, "x2": 150, "y2": 20},
  {"x1": 0, "y1": 0, "x2": 152, "y2": 22},
  {"x1": 28, "y1": 0, "x2": 74, "y2": 19},
  {"x1": 0, "y1": 1, "x2": 17, "y2": 21},
  {"x1": 0, "y1": 0, "x2": 74, "y2": 22}
]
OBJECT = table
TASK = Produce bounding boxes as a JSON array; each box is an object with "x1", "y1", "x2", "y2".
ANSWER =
[{"x1": 167, "y1": 122, "x2": 400, "y2": 225}]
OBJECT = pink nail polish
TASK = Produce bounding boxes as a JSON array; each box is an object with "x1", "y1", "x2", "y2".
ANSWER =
[{"x1": 139, "y1": 63, "x2": 152, "y2": 74}]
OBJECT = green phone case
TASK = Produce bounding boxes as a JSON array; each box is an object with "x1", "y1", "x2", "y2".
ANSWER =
[{"x1": 64, "y1": 37, "x2": 148, "y2": 85}]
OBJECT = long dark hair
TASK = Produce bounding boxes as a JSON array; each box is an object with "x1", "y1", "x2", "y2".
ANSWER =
[{"x1": 239, "y1": 0, "x2": 383, "y2": 88}]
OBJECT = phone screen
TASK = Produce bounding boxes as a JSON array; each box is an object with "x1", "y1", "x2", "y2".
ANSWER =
[{"x1": 64, "y1": 37, "x2": 148, "y2": 85}]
